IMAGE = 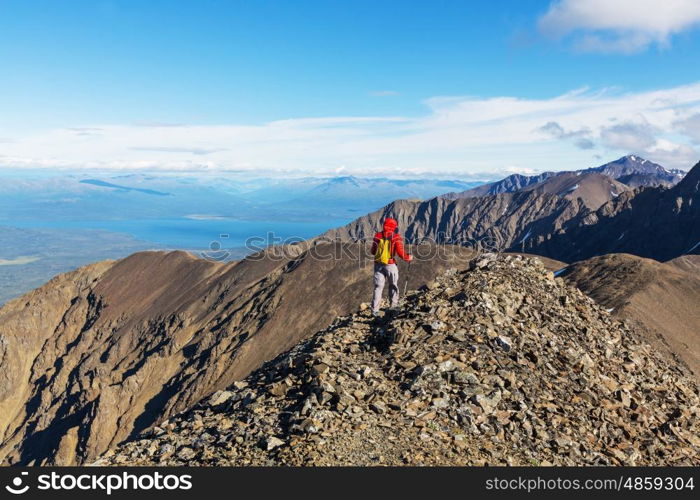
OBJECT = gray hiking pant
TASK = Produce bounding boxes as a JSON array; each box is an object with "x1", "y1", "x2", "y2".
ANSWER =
[{"x1": 372, "y1": 263, "x2": 399, "y2": 312}]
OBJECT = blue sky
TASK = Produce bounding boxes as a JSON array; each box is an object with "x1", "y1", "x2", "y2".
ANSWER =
[{"x1": 1, "y1": 0, "x2": 700, "y2": 176}]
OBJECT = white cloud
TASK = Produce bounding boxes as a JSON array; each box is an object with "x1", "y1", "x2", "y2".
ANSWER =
[
  {"x1": 538, "y1": 121, "x2": 594, "y2": 149},
  {"x1": 538, "y1": 0, "x2": 700, "y2": 53},
  {"x1": 503, "y1": 166, "x2": 540, "y2": 175},
  {"x1": 2, "y1": 83, "x2": 700, "y2": 175},
  {"x1": 130, "y1": 146, "x2": 227, "y2": 155},
  {"x1": 677, "y1": 113, "x2": 700, "y2": 143},
  {"x1": 600, "y1": 122, "x2": 657, "y2": 150},
  {"x1": 646, "y1": 139, "x2": 698, "y2": 168}
]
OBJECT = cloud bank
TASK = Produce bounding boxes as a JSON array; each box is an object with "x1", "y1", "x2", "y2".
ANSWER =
[
  {"x1": 539, "y1": 0, "x2": 700, "y2": 53},
  {"x1": 2, "y1": 83, "x2": 700, "y2": 176}
]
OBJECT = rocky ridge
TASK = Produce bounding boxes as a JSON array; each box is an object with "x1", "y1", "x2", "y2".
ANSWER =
[
  {"x1": 587, "y1": 155, "x2": 685, "y2": 188},
  {"x1": 97, "y1": 255, "x2": 700, "y2": 466},
  {"x1": 560, "y1": 253, "x2": 700, "y2": 377}
]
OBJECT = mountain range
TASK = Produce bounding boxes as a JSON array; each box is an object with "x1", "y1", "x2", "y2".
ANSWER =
[
  {"x1": 442, "y1": 155, "x2": 684, "y2": 199},
  {"x1": 0, "y1": 154, "x2": 698, "y2": 466},
  {"x1": 324, "y1": 157, "x2": 699, "y2": 263}
]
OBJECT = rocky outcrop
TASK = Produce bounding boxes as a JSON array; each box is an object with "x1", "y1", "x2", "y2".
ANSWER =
[
  {"x1": 96, "y1": 256, "x2": 700, "y2": 466},
  {"x1": 0, "y1": 243, "x2": 474, "y2": 465},
  {"x1": 560, "y1": 253, "x2": 700, "y2": 378}
]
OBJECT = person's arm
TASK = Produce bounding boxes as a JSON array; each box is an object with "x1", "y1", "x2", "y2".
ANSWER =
[
  {"x1": 371, "y1": 234, "x2": 379, "y2": 255},
  {"x1": 393, "y1": 234, "x2": 412, "y2": 261}
]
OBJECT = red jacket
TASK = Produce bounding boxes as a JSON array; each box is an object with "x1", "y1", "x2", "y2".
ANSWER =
[{"x1": 371, "y1": 218, "x2": 411, "y2": 264}]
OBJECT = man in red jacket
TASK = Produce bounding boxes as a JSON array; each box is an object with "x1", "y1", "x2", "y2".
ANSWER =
[{"x1": 370, "y1": 217, "x2": 412, "y2": 315}]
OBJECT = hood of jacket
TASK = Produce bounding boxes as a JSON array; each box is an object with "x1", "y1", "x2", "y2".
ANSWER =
[{"x1": 382, "y1": 218, "x2": 398, "y2": 235}]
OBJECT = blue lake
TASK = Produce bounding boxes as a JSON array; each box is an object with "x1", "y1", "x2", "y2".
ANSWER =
[{"x1": 8, "y1": 216, "x2": 353, "y2": 252}]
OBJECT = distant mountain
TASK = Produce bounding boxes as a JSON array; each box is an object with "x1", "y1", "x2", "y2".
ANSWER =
[
  {"x1": 268, "y1": 176, "x2": 484, "y2": 218},
  {"x1": 442, "y1": 172, "x2": 557, "y2": 198},
  {"x1": 444, "y1": 155, "x2": 685, "y2": 200},
  {"x1": 288, "y1": 176, "x2": 482, "y2": 205},
  {"x1": 321, "y1": 172, "x2": 630, "y2": 250},
  {"x1": 586, "y1": 155, "x2": 685, "y2": 187},
  {"x1": 320, "y1": 189, "x2": 588, "y2": 253},
  {"x1": 530, "y1": 161, "x2": 700, "y2": 262},
  {"x1": 520, "y1": 171, "x2": 630, "y2": 210}
]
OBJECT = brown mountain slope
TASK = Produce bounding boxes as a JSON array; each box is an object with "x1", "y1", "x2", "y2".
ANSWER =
[
  {"x1": 531, "y1": 161, "x2": 700, "y2": 262},
  {"x1": 442, "y1": 171, "x2": 556, "y2": 199},
  {"x1": 522, "y1": 171, "x2": 630, "y2": 210},
  {"x1": 667, "y1": 254, "x2": 700, "y2": 274},
  {"x1": 0, "y1": 243, "x2": 475, "y2": 465},
  {"x1": 561, "y1": 254, "x2": 700, "y2": 377},
  {"x1": 97, "y1": 255, "x2": 700, "y2": 466}
]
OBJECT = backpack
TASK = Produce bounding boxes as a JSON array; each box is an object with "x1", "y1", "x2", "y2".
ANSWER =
[{"x1": 374, "y1": 234, "x2": 394, "y2": 264}]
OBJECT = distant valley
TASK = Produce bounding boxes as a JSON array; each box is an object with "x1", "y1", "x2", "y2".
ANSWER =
[{"x1": 0, "y1": 172, "x2": 481, "y2": 304}]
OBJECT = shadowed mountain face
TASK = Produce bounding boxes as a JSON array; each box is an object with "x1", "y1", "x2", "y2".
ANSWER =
[
  {"x1": 530, "y1": 161, "x2": 700, "y2": 262},
  {"x1": 561, "y1": 253, "x2": 700, "y2": 378},
  {"x1": 0, "y1": 243, "x2": 476, "y2": 465},
  {"x1": 320, "y1": 175, "x2": 613, "y2": 253}
]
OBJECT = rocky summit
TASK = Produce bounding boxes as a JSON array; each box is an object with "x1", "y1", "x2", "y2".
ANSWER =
[{"x1": 96, "y1": 255, "x2": 700, "y2": 466}]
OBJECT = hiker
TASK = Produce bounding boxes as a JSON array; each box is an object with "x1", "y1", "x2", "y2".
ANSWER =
[{"x1": 371, "y1": 217, "x2": 412, "y2": 315}]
